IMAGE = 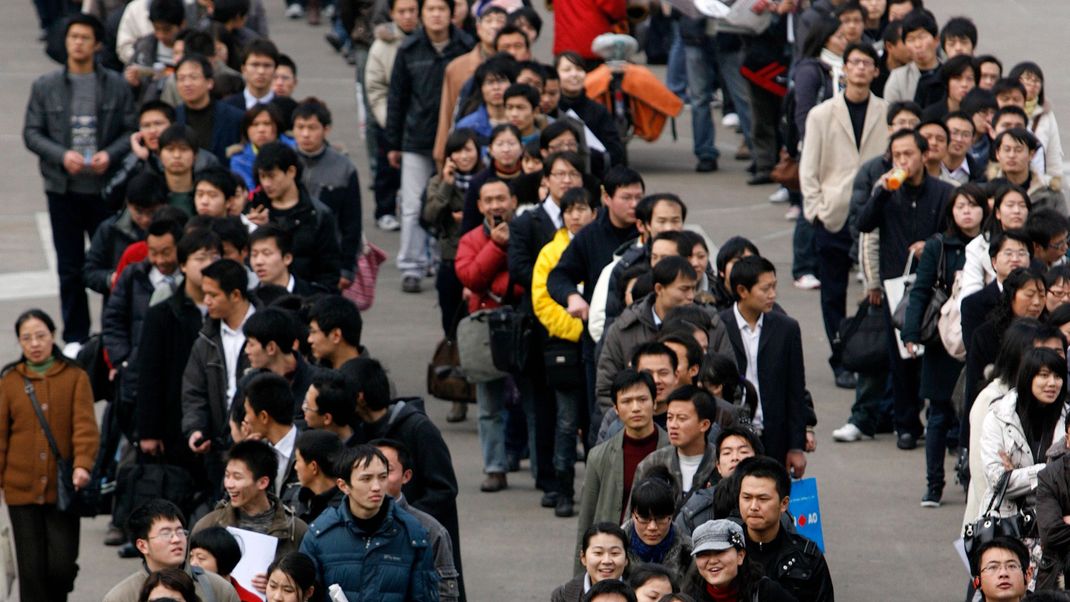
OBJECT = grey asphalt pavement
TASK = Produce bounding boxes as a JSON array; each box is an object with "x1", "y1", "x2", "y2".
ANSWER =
[{"x1": 2, "y1": 1, "x2": 1070, "y2": 600}]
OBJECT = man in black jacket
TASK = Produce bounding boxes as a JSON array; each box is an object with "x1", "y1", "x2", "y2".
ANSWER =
[
  {"x1": 173, "y1": 55, "x2": 244, "y2": 164},
  {"x1": 23, "y1": 13, "x2": 135, "y2": 348},
  {"x1": 84, "y1": 171, "x2": 167, "y2": 296},
  {"x1": 386, "y1": 0, "x2": 473, "y2": 294},
  {"x1": 858, "y1": 128, "x2": 952, "y2": 450},
  {"x1": 738, "y1": 457, "x2": 834, "y2": 602},
  {"x1": 250, "y1": 142, "x2": 342, "y2": 291}
]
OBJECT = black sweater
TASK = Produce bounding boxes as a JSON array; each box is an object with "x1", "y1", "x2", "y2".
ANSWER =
[
  {"x1": 548, "y1": 209, "x2": 637, "y2": 306},
  {"x1": 857, "y1": 175, "x2": 952, "y2": 281}
]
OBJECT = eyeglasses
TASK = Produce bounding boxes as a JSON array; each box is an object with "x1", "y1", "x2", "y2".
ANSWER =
[
  {"x1": 18, "y1": 333, "x2": 50, "y2": 344},
  {"x1": 949, "y1": 129, "x2": 974, "y2": 140},
  {"x1": 148, "y1": 528, "x2": 189, "y2": 542},
  {"x1": 1046, "y1": 238, "x2": 1069, "y2": 250},
  {"x1": 550, "y1": 171, "x2": 581, "y2": 181},
  {"x1": 1048, "y1": 289, "x2": 1070, "y2": 299},
  {"x1": 633, "y1": 514, "x2": 672, "y2": 527},
  {"x1": 846, "y1": 58, "x2": 875, "y2": 68},
  {"x1": 999, "y1": 249, "x2": 1030, "y2": 259},
  {"x1": 980, "y1": 561, "x2": 1022, "y2": 574}
]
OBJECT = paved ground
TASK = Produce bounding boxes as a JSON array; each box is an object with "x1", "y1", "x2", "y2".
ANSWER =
[{"x1": 3, "y1": 1, "x2": 1070, "y2": 600}]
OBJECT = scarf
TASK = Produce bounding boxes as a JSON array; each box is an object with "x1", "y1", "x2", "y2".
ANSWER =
[
  {"x1": 706, "y1": 582, "x2": 740, "y2": 602},
  {"x1": 27, "y1": 356, "x2": 55, "y2": 375},
  {"x1": 1025, "y1": 97, "x2": 1039, "y2": 120},
  {"x1": 630, "y1": 523, "x2": 675, "y2": 564},
  {"x1": 493, "y1": 160, "x2": 521, "y2": 178},
  {"x1": 819, "y1": 47, "x2": 846, "y2": 96},
  {"x1": 454, "y1": 171, "x2": 476, "y2": 195}
]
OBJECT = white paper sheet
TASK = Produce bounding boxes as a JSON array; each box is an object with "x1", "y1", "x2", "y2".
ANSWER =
[{"x1": 226, "y1": 527, "x2": 278, "y2": 602}]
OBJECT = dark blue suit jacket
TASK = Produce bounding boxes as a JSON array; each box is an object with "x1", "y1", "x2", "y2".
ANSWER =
[{"x1": 175, "y1": 100, "x2": 243, "y2": 164}]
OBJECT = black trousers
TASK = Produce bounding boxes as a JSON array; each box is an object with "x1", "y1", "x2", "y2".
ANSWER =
[
  {"x1": 46, "y1": 191, "x2": 111, "y2": 344},
  {"x1": 9, "y1": 503, "x2": 80, "y2": 601},
  {"x1": 371, "y1": 123, "x2": 400, "y2": 219},
  {"x1": 814, "y1": 223, "x2": 853, "y2": 372},
  {"x1": 884, "y1": 303, "x2": 923, "y2": 436}
]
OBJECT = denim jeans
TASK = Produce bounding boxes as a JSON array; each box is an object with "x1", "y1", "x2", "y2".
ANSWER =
[
  {"x1": 666, "y1": 21, "x2": 689, "y2": 100},
  {"x1": 477, "y1": 378, "x2": 509, "y2": 474},
  {"x1": 925, "y1": 399, "x2": 956, "y2": 489},
  {"x1": 398, "y1": 152, "x2": 435, "y2": 278},
  {"x1": 553, "y1": 386, "x2": 582, "y2": 497},
  {"x1": 791, "y1": 210, "x2": 819, "y2": 280},
  {"x1": 717, "y1": 48, "x2": 752, "y2": 144}
]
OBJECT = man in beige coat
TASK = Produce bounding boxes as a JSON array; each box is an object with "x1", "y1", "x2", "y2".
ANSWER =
[{"x1": 801, "y1": 42, "x2": 889, "y2": 386}]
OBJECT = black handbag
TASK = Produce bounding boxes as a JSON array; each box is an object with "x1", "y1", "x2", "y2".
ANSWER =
[
  {"x1": 963, "y1": 471, "x2": 1038, "y2": 560},
  {"x1": 891, "y1": 237, "x2": 947, "y2": 345},
  {"x1": 112, "y1": 457, "x2": 197, "y2": 530},
  {"x1": 488, "y1": 307, "x2": 531, "y2": 375},
  {"x1": 22, "y1": 377, "x2": 99, "y2": 517},
  {"x1": 834, "y1": 300, "x2": 889, "y2": 373},
  {"x1": 543, "y1": 338, "x2": 583, "y2": 390},
  {"x1": 427, "y1": 337, "x2": 476, "y2": 402}
]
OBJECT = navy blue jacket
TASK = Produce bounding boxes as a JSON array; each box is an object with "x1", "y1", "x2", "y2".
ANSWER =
[
  {"x1": 175, "y1": 101, "x2": 243, "y2": 164},
  {"x1": 300, "y1": 497, "x2": 438, "y2": 602}
]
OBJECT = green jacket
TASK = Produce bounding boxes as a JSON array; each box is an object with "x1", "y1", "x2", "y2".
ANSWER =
[{"x1": 574, "y1": 427, "x2": 670, "y2": 574}]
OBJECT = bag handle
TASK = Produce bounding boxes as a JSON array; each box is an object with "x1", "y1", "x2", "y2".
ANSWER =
[
  {"x1": 21, "y1": 377, "x2": 65, "y2": 464},
  {"x1": 934, "y1": 235, "x2": 946, "y2": 290},
  {"x1": 983, "y1": 471, "x2": 1012, "y2": 517},
  {"x1": 901, "y1": 253, "x2": 916, "y2": 278}
]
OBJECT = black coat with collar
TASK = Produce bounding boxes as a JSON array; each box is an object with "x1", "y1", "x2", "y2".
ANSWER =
[
  {"x1": 719, "y1": 308, "x2": 809, "y2": 467},
  {"x1": 508, "y1": 203, "x2": 559, "y2": 298},
  {"x1": 961, "y1": 280, "x2": 1000, "y2": 351}
]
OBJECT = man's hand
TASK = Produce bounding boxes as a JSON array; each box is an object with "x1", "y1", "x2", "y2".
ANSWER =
[
  {"x1": 130, "y1": 132, "x2": 150, "y2": 160},
  {"x1": 451, "y1": 210, "x2": 463, "y2": 223},
  {"x1": 123, "y1": 65, "x2": 142, "y2": 87},
  {"x1": 905, "y1": 342, "x2": 919, "y2": 358},
  {"x1": 805, "y1": 430, "x2": 816, "y2": 452},
  {"x1": 388, "y1": 150, "x2": 402, "y2": 169},
  {"x1": 72, "y1": 467, "x2": 91, "y2": 490},
  {"x1": 908, "y1": 241, "x2": 926, "y2": 259},
  {"x1": 489, "y1": 221, "x2": 510, "y2": 246},
  {"x1": 247, "y1": 204, "x2": 270, "y2": 226},
  {"x1": 338, "y1": 276, "x2": 352, "y2": 290},
  {"x1": 139, "y1": 439, "x2": 165, "y2": 455},
  {"x1": 866, "y1": 288, "x2": 882, "y2": 306},
  {"x1": 188, "y1": 431, "x2": 211, "y2": 454},
  {"x1": 566, "y1": 293, "x2": 589, "y2": 321},
  {"x1": 90, "y1": 151, "x2": 110, "y2": 175},
  {"x1": 62, "y1": 150, "x2": 85, "y2": 175},
  {"x1": 252, "y1": 573, "x2": 268, "y2": 594},
  {"x1": 786, "y1": 450, "x2": 807, "y2": 478}
]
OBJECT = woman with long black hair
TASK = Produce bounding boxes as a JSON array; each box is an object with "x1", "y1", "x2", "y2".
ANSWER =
[{"x1": 0, "y1": 308, "x2": 99, "y2": 601}]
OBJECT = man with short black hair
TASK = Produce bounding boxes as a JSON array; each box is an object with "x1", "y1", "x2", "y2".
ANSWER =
[
  {"x1": 223, "y1": 38, "x2": 295, "y2": 120},
  {"x1": 249, "y1": 225, "x2": 324, "y2": 296},
  {"x1": 124, "y1": 0, "x2": 185, "y2": 103},
  {"x1": 85, "y1": 170, "x2": 167, "y2": 295},
  {"x1": 943, "y1": 110, "x2": 984, "y2": 184},
  {"x1": 633, "y1": 386, "x2": 718, "y2": 505},
  {"x1": 971, "y1": 537, "x2": 1032, "y2": 602},
  {"x1": 307, "y1": 295, "x2": 364, "y2": 369},
  {"x1": 174, "y1": 54, "x2": 244, "y2": 163},
  {"x1": 883, "y1": 11, "x2": 942, "y2": 106},
  {"x1": 157, "y1": 124, "x2": 199, "y2": 215},
  {"x1": 939, "y1": 16, "x2": 977, "y2": 58},
  {"x1": 303, "y1": 370, "x2": 357, "y2": 443},
  {"x1": 241, "y1": 372, "x2": 301, "y2": 503},
  {"x1": 293, "y1": 429, "x2": 345, "y2": 524},
  {"x1": 24, "y1": 13, "x2": 135, "y2": 350},
  {"x1": 104, "y1": 499, "x2": 238, "y2": 602},
  {"x1": 1027, "y1": 208, "x2": 1070, "y2": 268},
  {"x1": 674, "y1": 426, "x2": 762, "y2": 537},
  {"x1": 193, "y1": 167, "x2": 242, "y2": 218},
  {"x1": 737, "y1": 457, "x2": 834, "y2": 601},
  {"x1": 250, "y1": 141, "x2": 343, "y2": 289}
]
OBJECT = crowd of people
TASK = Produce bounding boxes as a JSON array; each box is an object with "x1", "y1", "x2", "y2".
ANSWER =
[{"x1": 11, "y1": 0, "x2": 1070, "y2": 600}]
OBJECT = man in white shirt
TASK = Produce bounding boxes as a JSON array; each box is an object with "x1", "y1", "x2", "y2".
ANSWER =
[{"x1": 241, "y1": 372, "x2": 301, "y2": 504}]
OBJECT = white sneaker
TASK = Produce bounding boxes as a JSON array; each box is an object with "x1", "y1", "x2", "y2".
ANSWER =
[
  {"x1": 832, "y1": 422, "x2": 872, "y2": 442},
  {"x1": 322, "y1": 4, "x2": 335, "y2": 19},
  {"x1": 768, "y1": 187, "x2": 790, "y2": 203},
  {"x1": 784, "y1": 205, "x2": 801, "y2": 220},
  {"x1": 793, "y1": 274, "x2": 821, "y2": 290},
  {"x1": 376, "y1": 215, "x2": 400, "y2": 231},
  {"x1": 721, "y1": 113, "x2": 740, "y2": 128},
  {"x1": 62, "y1": 341, "x2": 83, "y2": 359},
  {"x1": 285, "y1": 4, "x2": 305, "y2": 18}
]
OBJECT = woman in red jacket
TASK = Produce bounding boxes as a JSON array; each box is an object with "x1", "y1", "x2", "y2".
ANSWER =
[{"x1": 552, "y1": 0, "x2": 627, "y2": 62}]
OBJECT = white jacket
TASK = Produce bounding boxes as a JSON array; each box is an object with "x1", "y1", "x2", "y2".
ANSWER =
[
  {"x1": 978, "y1": 391, "x2": 1066, "y2": 519},
  {"x1": 957, "y1": 235, "x2": 993, "y2": 310},
  {"x1": 964, "y1": 378, "x2": 1010, "y2": 531},
  {"x1": 1031, "y1": 105, "x2": 1065, "y2": 190}
]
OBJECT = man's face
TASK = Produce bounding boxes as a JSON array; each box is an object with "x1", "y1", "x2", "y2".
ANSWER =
[
  {"x1": 247, "y1": 111, "x2": 278, "y2": 147},
  {"x1": 377, "y1": 445, "x2": 411, "y2": 499},
  {"x1": 891, "y1": 135, "x2": 925, "y2": 179},
  {"x1": 195, "y1": 181, "x2": 228, "y2": 217},
  {"x1": 716, "y1": 435, "x2": 755, "y2": 477},
  {"x1": 992, "y1": 239, "x2": 1030, "y2": 280},
  {"x1": 137, "y1": 517, "x2": 187, "y2": 571},
  {"x1": 888, "y1": 110, "x2": 920, "y2": 134},
  {"x1": 343, "y1": 457, "x2": 389, "y2": 516},
  {"x1": 979, "y1": 61, "x2": 1001, "y2": 90},
  {"x1": 244, "y1": 336, "x2": 271, "y2": 370},
  {"x1": 293, "y1": 116, "x2": 328, "y2": 154},
  {"x1": 257, "y1": 167, "x2": 297, "y2": 204},
  {"x1": 180, "y1": 247, "x2": 219, "y2": 289},
  {"x1": 885, "y1": 38, "x2": 912, "y2": 66},
  {"x1": 65, "y1": 23, "x2": 97, "y2": 63},
  {"x1": 153, "y1": 21, "x2": 181, "y2": 47},
  {"x1": 1036, "y1": 231, "x2": 1069, "y2": 267},
  {"x1": 904, "y1": 29, "x2": 937, "y2": 66},
  {"x1": 739, "y1": 271, "x2": 778, "y2": 315},
  {"x1": 740, "y1": 475, "x2": 788, "y2": 533},
  {"x1": 480, "y1": 74, "x2": 509, "y2": 108},
  {"x1": 496, "y1": 33, "x2": 530, "y2": 61},
  {"x1": 272, "y1": 65, "x2": 296, "y2": 97},
  {"x1": 147, "y1": 232, "x2": 178, "y2": 276},
  {"x1": 972, "y1": 108, "x2": 995, "y2": 139},
  {"x1": 977, "y1": 547, "x2": 1030, "y2": 602},
  {"x1": 242, "y1": 53, "x2": 276, "y2": 93},
  {"x1": 250, "y1": 238, "x2": 292, "y2": 286},
  {"x1": 563, "y1": 203, "x2": 594, "y2": 235},
  {"x1": 302, "y1": 384, "x2": 327, "y2": 429},
  {"x1": 392, "y1": 0, "x2": 420, "y2": 33},
  {"x1": 656, "y1": 275, "x2": 696, "y2": 311},
  {"x1": 993, "y1": 114, "x2": 1026, "y2": 138},
  {"x1": 614, "y1": 383, "x2": 655, "y2": 433},
  {"x1": 996, "y1": 136, "x2": 1031, "y2": 176},
  {"x1": 604, "y1": 183, "x2": 643, "y2": 227},
  {"x1": 837, "y1": 9, "x2": 864, "y2": 43},
  {"x1": 540, "y1": 79, "x2": 561, "y2": 114},
  {"x1": 649, "y1": 239, "x2": 679, "y2": 268},
  {"x1": 176, "y1": 61, "x2": 212, "y2": 106},
  {"x1": 996, "y1": 90, "x2": 1026, "y2": 109},
  {"x1": 307, "y1": 320, "x2": 338, "y2": 362},
  {"x1": 843, "y1": 49, "x2": 878, "y2": 88},
  {"x1": 646, "y1": 201, "x2": 684, "y2": 238},
  {"x1": 517, "y1": 69, "x2": 544, "y2": 93},
  {"x1": 666, "y1": 400, "x2": 708, "y2": 450},
  {"x1": 129, "y1": 203, "x2": 159, "y2": 232},
  {"x1": 160, "y1": 143, "x2": 195, "y2": 176},
  {"x1": 223, "y1": 459, "x2": 266, "y2": 510},
  {"x1": 476, "y1": 11, "x2": 506, "y2": 46},
  {"x1": 545, "y1": 131, "x2": 578, "y2": 156},
  {"x1": 942, "y1": 35, "x2": 973, "y2": 58},
  {"x1": 294, "y1": 449, "x2": 315, "y2": 487},
  {"x1": 477, "y1": 181, "x2": 516, "y2": 222},
  {"x1": 202, "y1": 276, "x2": 235, "y2": 319},
  {"x1": 139, "y1": 110, "x2": 171, "y2": 153},
  {"x1": 421, "y1": 0, "x2": 451, "y2": 35},
  {"x1": 505, "y1": 96, "x2": 535, "y2": 134},
  {"x1": 886, "y1": 0, "x2": 912, "y2": 22},
  {"x1": 948, "y1": 70, "x2": 976, "y2": 103},
  {"x1": 636, "y1": 354, "x2": 678, "y2": 404},
  {"x1": 663, "y1": 341, "x2": 695, "y2": 385},
  {"x1": 919, "y1": 124, "x2": 948, "y2": 165},
  {"x1": 946, "y1": 117, "x2": 974, "y2": 160}
]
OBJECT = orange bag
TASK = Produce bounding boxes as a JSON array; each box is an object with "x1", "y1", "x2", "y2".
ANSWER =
[{"x1": 585, "y1": 64, "x2": 684, "y2": 142}]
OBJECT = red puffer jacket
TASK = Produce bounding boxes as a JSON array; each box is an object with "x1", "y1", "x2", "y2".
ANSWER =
[
  {"x1": 552, "y1": 0, "x2": 627, "y2": 60},
  {"x1": 455, "y1": 225, "x2": 523, "y2": 312}
]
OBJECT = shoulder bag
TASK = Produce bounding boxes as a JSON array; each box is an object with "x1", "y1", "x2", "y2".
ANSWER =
[
  {"x1": 21, "y1": 377, "x2": 98, "y2": 517},
  {"x1": 891, "y1": 237, "x2": 947, "y2": 345},
  {"x1": 963, "y1": 471, "x2": 1038, "y2": 559},
  {"x1": 456, "y1": 309, "x2": 509, "y2": 384},
  {"x1": 834, "y1": 299, "x2": 889, "y2": 373}
]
